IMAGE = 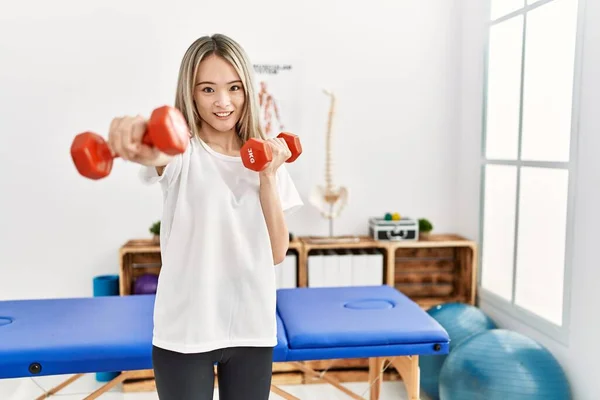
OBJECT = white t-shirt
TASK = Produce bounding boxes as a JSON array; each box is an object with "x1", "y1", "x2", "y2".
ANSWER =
[{"x1": 139, "y1": 136, "x2": 303, "y2": 354}]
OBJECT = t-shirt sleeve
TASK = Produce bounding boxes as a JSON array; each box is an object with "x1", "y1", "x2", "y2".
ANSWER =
[
  {"x1": 276, "y1": 164, "x2": 303, "y2": 216},
  {"x1": 138, "y1": 153, "x2": 183, "y2": 190}
]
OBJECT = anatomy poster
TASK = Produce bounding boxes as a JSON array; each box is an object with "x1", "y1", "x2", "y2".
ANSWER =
[{"x1": 253, "y1": 63, "x2": 299, "y2": 138}]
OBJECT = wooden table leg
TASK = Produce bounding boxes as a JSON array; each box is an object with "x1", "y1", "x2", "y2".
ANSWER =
[
  {"x1": 368, "y1": 357, "x2": 383, "y2": 400},
  {"x1": 389, "y1": 356, "x2": 419, "y2": 400},
  {"x1": 270, "y1": 384, "x2": 301, "y2": 400},
  {"x1": 35, "y1": 373, "x2": 85, "y2": 399},
  {"x1": 82, "y1": 371, "x2": 135, "y2": 400},
  {"x1": 292, "y1": 361, "x2": 364, "y2": 400}
]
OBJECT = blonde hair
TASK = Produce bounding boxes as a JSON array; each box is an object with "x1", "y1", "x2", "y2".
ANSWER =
[{"x1": 174, "y1": 33, "x2": 265, "y2": 143}]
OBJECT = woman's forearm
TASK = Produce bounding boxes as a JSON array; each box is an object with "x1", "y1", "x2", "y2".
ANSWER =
[{"x1": 259, "y1": 172, "x2": 289, "y2": 264}]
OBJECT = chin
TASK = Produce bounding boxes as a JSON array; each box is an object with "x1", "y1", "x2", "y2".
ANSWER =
[
  {"x1": 206, "y1": 111, "x2": 240, "y2": 133},
  {"x1": 213, "y1": 120, "x2": 240, "y2": 133},
  {"x1": 211, "y1": 121, "x2": 238, "y2": 132}
]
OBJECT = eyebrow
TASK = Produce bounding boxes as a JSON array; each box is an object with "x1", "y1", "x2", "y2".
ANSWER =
[{"x1": 196, "y1": 80, "x2": 242, "y2": 86}]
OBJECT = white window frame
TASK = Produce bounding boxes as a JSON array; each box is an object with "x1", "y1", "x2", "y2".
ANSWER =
[{"x1": 478, "y1": 0, "x2": 585, "y2": 345}]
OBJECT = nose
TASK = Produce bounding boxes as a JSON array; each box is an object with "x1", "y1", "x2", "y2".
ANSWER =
[{"x1": 215, "y1": 90, "x2": 231, "y2": 108}]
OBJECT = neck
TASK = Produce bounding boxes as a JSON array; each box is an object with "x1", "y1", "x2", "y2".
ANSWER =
[{"x1": 198, "y1": 125, "x2": 241, "y2": 155}]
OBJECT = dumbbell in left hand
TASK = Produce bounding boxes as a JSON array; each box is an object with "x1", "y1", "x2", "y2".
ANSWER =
[{"x1": 240, "y1": 132, "x2": 302, "y2": 172}]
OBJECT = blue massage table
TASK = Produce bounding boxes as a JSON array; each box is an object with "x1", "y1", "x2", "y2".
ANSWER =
[{"x1": 0, "y1": 285, "x2": 449, "y2": 400}]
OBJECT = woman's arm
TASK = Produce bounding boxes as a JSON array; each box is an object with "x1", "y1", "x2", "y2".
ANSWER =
[{"x1": 259, "y1": 172, "x2": 289, "y2": 265}]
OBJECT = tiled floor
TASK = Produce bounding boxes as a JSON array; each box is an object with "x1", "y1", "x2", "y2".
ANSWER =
[{"x1": 0, "y1": 373, "x2": 427, "y2": 399}]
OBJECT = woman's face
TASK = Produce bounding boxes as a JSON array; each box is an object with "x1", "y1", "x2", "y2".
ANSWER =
[{"x1": 194, "y1": 54, "x2": 245, "y2": 133}]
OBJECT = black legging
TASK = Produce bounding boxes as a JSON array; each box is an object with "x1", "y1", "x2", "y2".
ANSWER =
[{"x1": 152, "y1": 345, "x2": 274, "y2": 400}]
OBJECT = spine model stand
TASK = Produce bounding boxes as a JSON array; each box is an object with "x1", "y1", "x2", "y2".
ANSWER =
[{"x1": 309, "y1": 89, "x2": 348, "y2": 236}]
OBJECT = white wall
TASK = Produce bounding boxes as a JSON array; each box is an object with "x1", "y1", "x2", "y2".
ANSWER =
[
  {"x1": 0, "y1": 0, "x2": 462, "y2": 301},
  {"x1": 4, "y1": 0, "x2": 597, "y2": 398},
  {"x1": 458, "y1": 0, "x2": 600, "y2": 399}
]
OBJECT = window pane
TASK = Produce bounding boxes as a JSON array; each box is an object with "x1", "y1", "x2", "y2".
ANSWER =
[
  {"x1": 481, "y1": 165, "x2": 518, "y2": 300},
  {"x1": 515, "y1": 167, "x2": 568, "y2": 325},
  {"x1": 491, "y1": 0, "x2": 525, "y2": 20},
  {"x1": 521, "y1": 0, "x2": 579, "y2": 162},
  {"x1": 485, "y1": 16, "x2": 524, "y2": 160}
]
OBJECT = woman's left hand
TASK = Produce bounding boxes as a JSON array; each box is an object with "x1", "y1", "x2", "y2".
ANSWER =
[{"x1": 259, "y1": 137, "x2": 292, "y2": 178}]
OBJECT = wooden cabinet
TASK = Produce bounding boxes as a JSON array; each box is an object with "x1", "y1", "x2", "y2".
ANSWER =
[
  {"x1": 387, "y1": 234, "x2": 477, "y2": 308},
  {"x1": 118, "y1": 239, "x2": 161, "y2": 296},
  {"x1": 295, "y1": 234, "x2": 476, "y2": 307},
  {"x1": 119, "y1": 234, "x2": 477, "y2": 307}
]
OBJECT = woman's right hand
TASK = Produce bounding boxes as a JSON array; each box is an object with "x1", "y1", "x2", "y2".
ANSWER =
[{"x1": 107, "y1": 115, "x2": 170, "y2": 166}]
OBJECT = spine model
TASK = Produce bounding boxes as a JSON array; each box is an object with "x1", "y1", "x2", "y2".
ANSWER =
[{"x1": 309, "y1": 89, "x2": 348, "y2": 236}]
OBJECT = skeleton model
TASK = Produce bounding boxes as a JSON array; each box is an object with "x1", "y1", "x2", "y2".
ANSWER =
[{"x1": 309, "y1": 89, "x2": 348, "y2": 236}]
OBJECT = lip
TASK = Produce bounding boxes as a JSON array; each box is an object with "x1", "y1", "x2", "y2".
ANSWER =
[{"x1": 214, "y1": 111, "x2": 234, "y2": 119}]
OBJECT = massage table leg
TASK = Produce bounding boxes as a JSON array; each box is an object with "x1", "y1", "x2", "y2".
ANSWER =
[
  {"x1": 33, "y1": 371, "x2": 136, "y2": 400},
  {"x1": 82, "y1": 371, "x2": 136, "y2": 400},
  {"x1": 269, "y1": 356, "x2": 411, "y2": 400},
  {"x1": 270, "y1": 384, "x2": 301, "y2": 400},
  {"x1": 270, "y1": 360, "x2": 365, "y2": 400},
  {"x1": 388, "y1": 355, "x2": 420, "y2": 400},
  {"x1": 368, "y1": 357, "x2": 383, "y2": 400},
  {"x1": 368, "y1": 356, "x2": 421, "y2": 400},
  {"x1": 292, "y1": 361, "x2": 365, "y2": 400},
  {"x1": 34, "y1": 373, "x2": 84, "y2": 400}
]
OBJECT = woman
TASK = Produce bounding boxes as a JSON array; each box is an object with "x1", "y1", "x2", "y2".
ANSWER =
[{"x1": 107, "y1": 33, "x2": 303, "y2": 400}]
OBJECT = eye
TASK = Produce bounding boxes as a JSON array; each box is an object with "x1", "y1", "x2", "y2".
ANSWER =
[
  {"x1": 202, "y1": 87, "x2": 214, "y2": 93},
  {"x1": 230, "y1": 85, "x2": 241, "y2": 91}
]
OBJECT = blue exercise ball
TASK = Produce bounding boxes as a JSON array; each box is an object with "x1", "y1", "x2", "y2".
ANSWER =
[
  {"x1": 439, "y1": 329, "x2": 572, "y2": 400},
  {"x1": 419, "y1": 303, "x2": 497, "y2": 400}
]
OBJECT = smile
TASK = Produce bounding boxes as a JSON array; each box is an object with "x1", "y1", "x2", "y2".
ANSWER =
[{"x1": 214, "y1": 111, "x2": 233, "y2": 118}]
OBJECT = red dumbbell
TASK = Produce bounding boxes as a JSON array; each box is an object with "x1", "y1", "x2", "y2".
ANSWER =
[
  {"x1": 240, "y1": 132, "x2": 302, "y2": 172},
  {"x1": 70, "y1": 105, "x2": 190, "y2": 180}
]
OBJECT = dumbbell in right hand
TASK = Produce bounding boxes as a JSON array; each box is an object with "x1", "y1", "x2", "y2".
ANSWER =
[
  {"x1": 70, "y1": 105, "x2": 189, "y2": 179},
  {"x1": 241, "y1": 132, "x2": 302, "y2": 172}
]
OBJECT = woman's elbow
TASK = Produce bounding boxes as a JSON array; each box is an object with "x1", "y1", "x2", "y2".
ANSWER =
[
  {"x1": 274, "y1": 254, "x2": 286, "y2": 265},
  {"x1": 273, "y1": 234, "x2": 289, "y2": 265},
  {"x1": 274, "y1": 249, "x2": 287, "y2": 265}
]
